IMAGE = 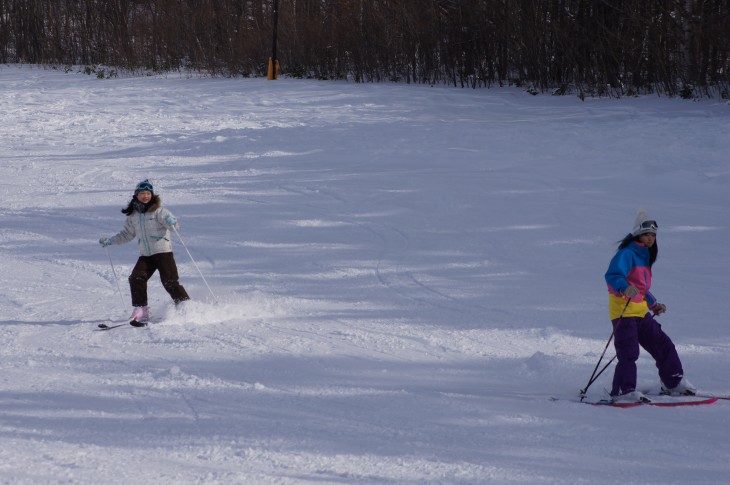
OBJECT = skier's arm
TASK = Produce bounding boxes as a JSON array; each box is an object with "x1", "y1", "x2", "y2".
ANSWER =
[
  {"x1": 605, "y1": 250, "x2": 632, "y2": 295},
  {"x1": 158, "y1": 208, "x2": 179, "y2": 230},
  {"x1": 646, "y1": 291, "x2": 666, "y2": 314},
  {"x1": 108, "y1": 217, "x2": 136, "y2": 245}
]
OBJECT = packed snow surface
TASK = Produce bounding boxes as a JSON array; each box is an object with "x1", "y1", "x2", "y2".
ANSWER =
[{"x1": 1, "y1": 65, "x2": 730, "y2": 484}]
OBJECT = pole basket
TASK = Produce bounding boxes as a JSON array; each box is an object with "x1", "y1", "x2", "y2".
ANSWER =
[{"x1": 267, "y1": 58, "x2": 280, "y2": 80}]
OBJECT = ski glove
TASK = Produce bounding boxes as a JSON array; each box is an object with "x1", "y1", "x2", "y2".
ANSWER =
[
  {"x1": 651, "y1": 303, "x2": 667, "y2": 315},
  {"x1": 165, "y1": 215, "x2": 178, "y2": 227},
  {"x1": 622, "y1": 285, "x2": 640, "y2": 298},
  {"x1": 99, "y1": 237, "x2": 112, "y2": 247}
]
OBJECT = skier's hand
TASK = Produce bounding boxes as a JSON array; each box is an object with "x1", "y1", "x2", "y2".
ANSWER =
[
  {"x1": 99, "y1": 237, "x2": 112, "y2": 247},
  {"x1": 165, "y1": 215, "x2": 178, "y2": 227},
  {"x1": 652, "y1": 303, "x2": 667, "y2": 315},
  {"x1": 622, "y1": 285, "x2": 640, "y2": 298}
]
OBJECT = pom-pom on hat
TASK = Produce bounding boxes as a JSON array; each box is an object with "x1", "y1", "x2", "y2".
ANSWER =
[
  {"x1": 134, "y1": 179, "x2": 154, "y2": 195},
  {"x1": 632, "y1": 208, "x2": 658, "y2": 236}
]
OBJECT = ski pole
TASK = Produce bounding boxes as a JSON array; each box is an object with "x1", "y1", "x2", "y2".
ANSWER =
[
  {"x1": 171, "y1": 224, "x2": 218, "y2": 302},
  {"x1": 579, "y1": 298, "x2": 631, "y2": 400},
  {"x1": 105, "y1": 246, "x2": 128, "y2": 313},
  {"x1": 585, "y1": 354, "x2": 617, "y2": 390}
]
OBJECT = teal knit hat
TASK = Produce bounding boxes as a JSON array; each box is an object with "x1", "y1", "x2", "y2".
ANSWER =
[{"x1": 134, "y1": 180, "x2": 154, "y2": 195}]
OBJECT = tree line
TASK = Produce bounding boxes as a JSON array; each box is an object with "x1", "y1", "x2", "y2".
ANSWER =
[{"x1": 1, "y1": 0, "x2": 728, "y2": 97}]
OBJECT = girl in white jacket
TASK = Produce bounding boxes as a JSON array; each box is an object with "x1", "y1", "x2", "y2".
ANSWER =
[{"x1": 100, "y1": 180, "x2": 190, "y2": 325}]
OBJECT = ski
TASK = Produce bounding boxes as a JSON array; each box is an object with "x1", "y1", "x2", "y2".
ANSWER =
[
  {"x1": 642, "y1": 388, "x2": 730, "y2": 401},
  {"x1": 551, "y1": 395, "x2": 721, "y2": 408},
  {"x1": 589, "y1": 396, "x2": 718, "y2": 408},
  {"x1": 97, "y1": 321, "x2": 149, "y2": 331},
  {"x1": 694, "y1": 394, "x2": 730, "y2": 401},
  {"x1": 97, "y1": 323, "x2": 128, "y2": 330}
]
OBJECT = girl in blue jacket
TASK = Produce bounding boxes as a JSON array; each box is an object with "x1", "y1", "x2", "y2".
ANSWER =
[{"x1": 604, "y1": 209, "x2": 695, "y2": 402}]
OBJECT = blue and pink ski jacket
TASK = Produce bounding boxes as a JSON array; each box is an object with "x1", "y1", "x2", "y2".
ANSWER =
[{"x1": 605, "y1": 241, "x2": 661, "y2": 320}]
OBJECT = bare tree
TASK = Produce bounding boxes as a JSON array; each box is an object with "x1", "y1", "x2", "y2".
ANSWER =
[{"x1": 0, "y1": 0, "x2": 727, "y2": 96}]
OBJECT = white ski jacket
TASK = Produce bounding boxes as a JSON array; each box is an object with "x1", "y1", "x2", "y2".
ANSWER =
[{"x1": 109, "y1": 199, "x2": 177, "y2": 256}]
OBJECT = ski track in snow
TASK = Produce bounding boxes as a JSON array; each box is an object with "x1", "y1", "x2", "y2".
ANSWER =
[{"x1": 1, "y1": 65, "x2": 730, "y2": 484}]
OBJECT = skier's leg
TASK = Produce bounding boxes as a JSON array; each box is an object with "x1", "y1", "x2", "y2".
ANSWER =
[
  {"x1": 156, "y1": 252, "x2": 190, "y2": 304},
  {"x1": 129, "y1": 256, "x2": 155, "y2": 307},
  {"x1": 637, "y1": 313, "x2": 684, "y2": 389},
  {"x1": 611, "y1": 317, "x2": 640, "y2": 396}
]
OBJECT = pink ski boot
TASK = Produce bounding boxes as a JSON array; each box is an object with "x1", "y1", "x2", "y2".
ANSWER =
[{"x1": 130, "y1": 306, "x2": 149, "y2": 327}]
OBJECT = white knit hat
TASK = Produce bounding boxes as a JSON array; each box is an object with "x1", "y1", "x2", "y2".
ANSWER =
[{"x1": 632, "y1": 208, "x2": 658, "y2": 236}]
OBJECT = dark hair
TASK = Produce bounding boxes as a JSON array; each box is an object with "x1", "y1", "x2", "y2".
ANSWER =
[
  {"x1": 617, "y1": 233, "x2": 658, "y2": 267},
  {"x1": 121, "y1": 194, "x2": 159, "y2": 215}
]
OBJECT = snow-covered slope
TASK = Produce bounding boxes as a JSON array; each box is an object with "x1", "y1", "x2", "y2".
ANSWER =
[{"x1": 2, "y1": 65, "x2": 730, "y2": 484}]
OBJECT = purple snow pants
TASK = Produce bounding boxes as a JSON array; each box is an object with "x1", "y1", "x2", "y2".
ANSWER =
[{"x1": 610, "y1": 312, "x2": 684, "y2": 396}]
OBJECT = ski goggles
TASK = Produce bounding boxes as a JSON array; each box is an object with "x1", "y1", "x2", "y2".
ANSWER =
[
  {"x1": 633, "y1": 220, "x2": 659, "y2": 235},
  {"x1": 638, "y1": 220, "x2": 658, "y2": 231},
  {"x1": 135, "y1": 181, "x2": 154, "y2": 193}
]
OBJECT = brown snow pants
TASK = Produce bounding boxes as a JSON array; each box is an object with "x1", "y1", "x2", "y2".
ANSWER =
[{"x1": 129, "y1": 252, "x2": 190, "y2": 307}]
